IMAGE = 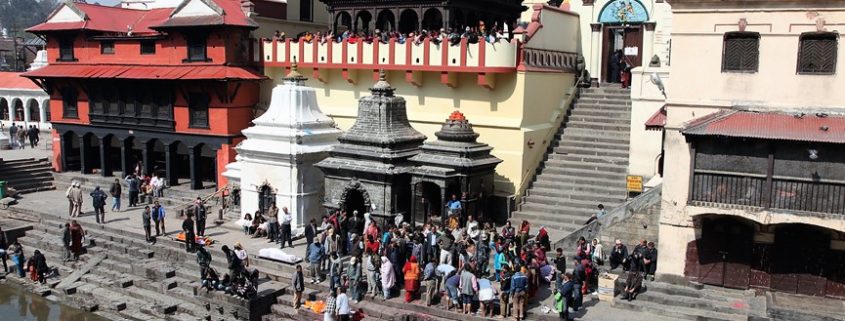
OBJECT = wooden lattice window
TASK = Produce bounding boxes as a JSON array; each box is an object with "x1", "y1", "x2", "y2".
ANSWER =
[
  {"x1": 722, "y1": 32, "x2": 759, "y2": 72},
  {"x1": 797, "y1": 32, "x2": 838, "y2": 75}
]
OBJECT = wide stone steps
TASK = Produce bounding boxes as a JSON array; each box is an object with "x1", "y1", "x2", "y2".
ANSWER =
[
  {"x1": 0, "y1": 157, "x2": 55, "y2": 194},
  {"x1": 514, "y1": 86, "x2": 632, "y2": 237},
  {"x1": 611, "y1": 279, "x2": 752, "y2": 321}
]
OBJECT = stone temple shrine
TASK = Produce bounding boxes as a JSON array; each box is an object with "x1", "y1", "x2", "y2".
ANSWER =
[
  {"x1": 316, "y1": 70, "x2": 427, "y2": 223},
  {"x1": 408, "y1": 111, "x2": 502, "y2": 224},
  {"x1": 223, "y1": 64, "x2": 342, "y2": 228}
]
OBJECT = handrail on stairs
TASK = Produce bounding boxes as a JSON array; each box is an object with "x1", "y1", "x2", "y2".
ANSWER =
[{"x1": 552, "y1": 184, "x2": 663, "y2": 251}]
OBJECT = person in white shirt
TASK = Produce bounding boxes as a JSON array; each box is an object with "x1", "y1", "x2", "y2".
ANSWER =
[
  {"x1": 151, "y1": 175, "x2": 164, "y2": 198},
  {"x1": 280, "y1": 207, "x2": 293, "y2": 249},
  {"x1": 335, "y1": 286, "x2": 352, "y2": 321}
]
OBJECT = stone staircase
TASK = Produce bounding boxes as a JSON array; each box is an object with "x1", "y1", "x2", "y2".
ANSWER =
[
  {"x1": 513, "y1": 86, "x2": 632, "y2": 235},
  {"x1": 0, "y1": 157, "x2": 55, "y2": 194},
  {"x1": 9, "y1": 219, "x2": 283, "y2": 321},
  {"x1": 612, "y1": 279, "x2": 763, "y2": 321}
]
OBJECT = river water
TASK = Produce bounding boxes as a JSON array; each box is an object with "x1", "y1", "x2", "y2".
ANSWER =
[{"x1": 0, "y1": 284, "x2": 110, "y2": 321}]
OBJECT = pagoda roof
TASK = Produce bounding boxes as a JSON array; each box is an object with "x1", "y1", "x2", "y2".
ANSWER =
[{"x1": 409, "y1": 111, "x2": 502, "y2": 177}]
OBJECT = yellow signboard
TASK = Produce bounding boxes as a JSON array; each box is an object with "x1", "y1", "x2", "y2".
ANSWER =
[{"x1": 626, "y1": 175, "x2": 643, "y2": 193}]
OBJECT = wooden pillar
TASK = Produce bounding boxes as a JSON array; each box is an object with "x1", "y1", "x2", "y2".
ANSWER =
[
  {"x1": 120, "y1": 138, "x2": 132, "y2": 177},
  {"x1": 59, "y1": 133, "x2": 68, "y2": 172},
  {"x1": 165, "y1": 143, "x2": 179, "y2": 186},
  {"x1": 188, "y1": 145, "x2": 202, "y2": 190},
  {"x1": 763, "y1": 145, "x2": 775, "y2": 209},
  {"x1": 80, "y1": 134, "x2": 91, "y2": 174},
  {"x1": 440, "y1": 185, "x2": 447, "y2": 222},
  {"x1": 99, "y1": 136, "x2": 112, "y2": 177}
]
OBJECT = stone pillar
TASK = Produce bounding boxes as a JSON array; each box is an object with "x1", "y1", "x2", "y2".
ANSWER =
[
  {"x1": 23, "y1": 102, "x2": 30, "y2": 124},
  {"x1": 440, "y1": 186, "x2": 447, "y2": 222},
  {"x1": 590, "y1": 23, "x2": 602, "y2": 81},
  {"x1": 165, "y1": 143, "x2": 179, "y2": 186},
  {"x1": 99, "y1": 136, "x2": 112, "y2": 177},
  {"x1": 120, "y1": 138, "x2": 132, "y2": 177},
  {"x1": 80, "y1": 134, "x2": 92, "y2": 174},
  {"x1": 59, "y1": 133, "x2": 68, "y2": 172},
  {"x1": 141, "y1": 140, "x2": 151, "y2": 176},
  {"x1": 188, "y1": 145, "x2": 202, "y2": 190}
]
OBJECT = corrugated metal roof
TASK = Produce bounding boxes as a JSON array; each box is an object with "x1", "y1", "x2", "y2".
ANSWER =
[
  {"x1": 644, "y1": 105, "x2": 666, "y2": 131},
  {"x1": 21, "y1": 64, "x2": 266, "y2": 81},
  {"x1": 682, "y1": 110, "x2": 845, "y2": 144}
]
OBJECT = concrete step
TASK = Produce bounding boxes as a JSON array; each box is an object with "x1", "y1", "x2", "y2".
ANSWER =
[
  {"x1": 581, "y1": 87, "x2": 631, "y2": 95},
  {"x1": 567, "y1": 114, "x2": 632, "y2": 125},
  {"x1": 564, "y1": 120, "x2": 631, "y2": 132},
  {"x1": 569, "y1": 107, "x2": 631, "y2": 118},
  {"x1": 555, "y1": 138, "x2": 630, "y2": 151},
  {"x1": 613, "y1": 297, "x2": 746, "y2": 321},
  {"x1": 551, "y1": 146, "x2": 630, "y2": 161},
  {"x1": 561, "y1": 127, "x2": 631, "y2": 139},
  {"x1": 532, "y1": 171, "x2": 626, "y2": 186},
  {"x1": 510, "y1": 209, "x2": 591, "y2": 225},
  {"x1": 538, "y1": 166, "x2": 628, "y2": 181},
  {"x1": 576, "y1": 98, "x2": 632, "y2": 106},
  {"x1": 531, "y1": 180, "x2": 627, "y2": 195},
  {"x1": 523, "y1": 192, "x2": 625, "y2": 208},
  {"x1": 527, "y1": 186, "x2": 627, "y2": 202},
  {"x1": 507, "y1": 214, "x2": 581, "y2": 233},
  {"x1": 549, "y1": 153, "x2": 629, "y2": 166},
  {"x1": 554, "y1": 131, "x2": 630, "y2": 145},
  {"x1": 519, "y1": 202, "x2": 609, "y2": 218},
  {"x1": 543, "y1": 158, "x2": 628, "y2": 173},
  {"x1": 572, "y1": 103, "x2": 632, "y2": 111}
]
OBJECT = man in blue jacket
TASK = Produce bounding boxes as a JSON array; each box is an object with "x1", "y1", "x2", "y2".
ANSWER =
[{"x1": 511, "y1": 267, "x2": 529, "y2": 321}]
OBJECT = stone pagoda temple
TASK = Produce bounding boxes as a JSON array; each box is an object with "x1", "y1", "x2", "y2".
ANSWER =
[
  {"x1": 223, "y1": 64, "x2": 342, "y2": 227},
  {"x1": 316, "y1": 70, "x2": 426, "y2": 223},
  {"x1": 408, "y1": 111, "x2": 503, "y2": 224}
]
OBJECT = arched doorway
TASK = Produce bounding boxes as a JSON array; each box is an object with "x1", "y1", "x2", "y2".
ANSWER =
[
  {"x1": 27, "y1": 99, "x2": 39, "y2": 122},
  {"x1": 413, "y1": 182, "x2": 442, "y2": 224},
  {"x1": 694, "y1": 215, "x2": 755, "y2": 289},
  {"x1": 196, "y1": 143, "x2": 217, "y2": 187},
  {"x1": 597, "y1": 0, "x2": 649, "y2": 82},
  {"x1": 339, "y1": 182, "x2": 371, "y2": 219},
  {"x1": 356, "y1": 11, "x2": 373, "y2": 33},
  {"x1": 0, "y1": 98, "x2": 7, "y2": 120},
  {"x1": 376, "y1": 10, "x2": 395, "y2": 32},
  {"x1": 12, "y1": 99, "x2": 23, "y2": 122},
  {"x1": 258, "y1": 184, "x2": 275, "y2": 215},
  {"x1": 422, "y1": 9, "x2": 443, "y2": 31},
  {"x1": 398, "y1": 9, "x2": 419, "y2": 34},
  {"x1": 335, "y1": 11, "x2": 352, "y2": 33}
]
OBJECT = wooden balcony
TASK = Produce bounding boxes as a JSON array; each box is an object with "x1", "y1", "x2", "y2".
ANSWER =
[{"x1": 690, "y1": 171, "x2": 845, "y2": 215}]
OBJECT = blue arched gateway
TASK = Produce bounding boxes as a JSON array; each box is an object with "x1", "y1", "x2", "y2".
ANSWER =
[{"x1": 597, "y1": 0, "x2": 650, "y2": 82}]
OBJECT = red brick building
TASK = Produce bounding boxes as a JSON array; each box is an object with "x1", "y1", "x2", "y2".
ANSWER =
[{"x1": 23, "y1": 0, "x2": 266, "y2": 189}]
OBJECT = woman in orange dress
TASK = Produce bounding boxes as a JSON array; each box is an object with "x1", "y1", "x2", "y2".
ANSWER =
[{"x1": 402, "y1": 255, "x2": 420, "y2": 303}]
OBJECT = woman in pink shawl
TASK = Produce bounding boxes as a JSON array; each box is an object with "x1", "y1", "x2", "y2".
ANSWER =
[{"x1": 380, "y1": 256, "x2": 395, "y2": 300}]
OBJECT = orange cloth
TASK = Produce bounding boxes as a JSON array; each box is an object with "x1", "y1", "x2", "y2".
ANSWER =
[{"x1": 403, "y1": 262, "x2": 420, "y2": 281}]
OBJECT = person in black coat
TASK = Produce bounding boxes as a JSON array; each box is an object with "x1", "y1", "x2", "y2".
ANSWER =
[
  {"x1": 608, "y1": 50, "x2": 623, "y2": 83},
  {"x1": 28, "y1": 250, "x2": 49, "y2": 283},
  {"x1": 609, "y1": 239, "x2": 629, "y2": 271},
  {"x1": 183, "y1": 213, "x2": 196, "y2": 253},
  {"x1": 559, "y1": 272, "x2": 575, "y2": 321},
  {"x1": 90, "y1": 186, "x2": 108, "y2": 224},
  {"x1": 304, "y1": 219, "x2": 317, "y2": 262},
  {"x1": 642, "y1": 242, "x2": 658, "y2": 280}
]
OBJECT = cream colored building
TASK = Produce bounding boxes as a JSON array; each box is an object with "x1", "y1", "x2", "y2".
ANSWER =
[
  {"x1": 249, "y1": 5, "x2": 582, "y2": 218},
  {"x1": 658, "y1": 0, "x2": 845, "y2": 298},
  {"x1": 567, "y1": 0, "x2": 672, "y2": 83}
]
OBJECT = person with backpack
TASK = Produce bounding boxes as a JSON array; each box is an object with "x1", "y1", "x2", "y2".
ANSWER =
[{"x1": 90, "y1": 186, "x2": 108, "y2": 224}]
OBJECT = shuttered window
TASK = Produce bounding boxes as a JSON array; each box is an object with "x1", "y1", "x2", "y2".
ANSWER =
[
  {"x1": 797, "y1": 32, "x2": 837, "y2": 75},
  {"x1": 722, "y1": 32, "x2": 759, "y2": 72}
]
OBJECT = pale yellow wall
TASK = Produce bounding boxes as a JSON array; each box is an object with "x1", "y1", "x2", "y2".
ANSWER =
[
  {"x1": 657, "y1": 3, "x2": 845, "y2": 278},
  {"x1": 260, "y1": 67, "x2": 575, "y2": 197},
  {"x1": 523, "y1": 6, "x2": 581, "y2": 54},
  {"x1": 627, "y1": 66, "x2": 668, "y2": 180}
]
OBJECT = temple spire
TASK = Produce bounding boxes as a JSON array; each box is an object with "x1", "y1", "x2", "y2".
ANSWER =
[
  {"x1": 370, "y1": 69, "x2": 394, "y2": 96},
  {"x1": 283, "y1": 58, "x2": 307, "y2": 84}
]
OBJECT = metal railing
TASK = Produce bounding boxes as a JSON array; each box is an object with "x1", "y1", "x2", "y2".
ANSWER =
[{"x1": 690, "y1": 171, "x2": 845, "y2": 215}]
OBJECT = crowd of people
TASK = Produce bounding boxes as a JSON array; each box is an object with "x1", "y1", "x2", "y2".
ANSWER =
[
  {"x1": 271, "y1": 20, "x2": 510, "y2": 49},
  {"x1": 197, "y1": 241, "x2": 259, "y2": 299}
]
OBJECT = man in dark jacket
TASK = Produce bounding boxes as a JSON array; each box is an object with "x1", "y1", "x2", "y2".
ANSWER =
[
  {"x1": 559, "y1": 272, "x2": 575, "y2": 321},
  {"x1": 182, "y1": 213, "x2": 196, "y2": 253},
  {"x1": 571, "y1": 258, "x2": 586, "y2": 311},
  {"x1": 193, "y1": 198, "x2": 207, "y2": 236},
  {"x1": 125, "y1": 174, "x2": 140, "y2": 207},
  {"x1": 222, "y1": 245, "x2": 242, "y2": 277},
  {"x1": 61, "y1": 223, "x2": 71, "y2": 262},
  {"x1": 293, "y1": 265, "x2": 305, "y2": 308},
  {"x1": 27, "y1": 126, "x2": 38, "y2": 148},
  {"x1": 196, "y1": 244, "x2": 212, "y2": 279},
  {"x1": 109, "y1": 178, "x2": 122, "y2": 212},
  {"x1": 90, "y1": 186, "x2": 108, "y2": 224},
  {"x1": 609, "y1": 239, "x2": 629, "y2": 271},
  {"x1": 642, "y1": 242, "x2": 658, "y2": 280},
  {"x1": 304, "y1": 219, "x2": 317, "y2": 262}
]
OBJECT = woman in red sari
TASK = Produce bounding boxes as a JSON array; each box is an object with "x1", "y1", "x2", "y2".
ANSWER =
[
  {"x1": 69, "y1": 220, "x2": 85, "y2": 260},
  {"x1": 402, "y1": 255, "x2": 420, "y2": 302}
]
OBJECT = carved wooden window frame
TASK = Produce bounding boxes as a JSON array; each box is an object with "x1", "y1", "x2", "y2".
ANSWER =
[
  {"x1": 797, "y1": 32, "x2": 838, "y2": 75},
  {"x1": 722, "y1": 32, "x2": 760, "y2": 73}
]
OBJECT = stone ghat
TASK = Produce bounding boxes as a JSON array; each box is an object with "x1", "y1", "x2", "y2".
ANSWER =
[
  {"x1": 2, "y1": 206, "x2": 567, "y2": 321},
  {"x1": 3, "y1": 217, "x2": 284, "y2": 321}
]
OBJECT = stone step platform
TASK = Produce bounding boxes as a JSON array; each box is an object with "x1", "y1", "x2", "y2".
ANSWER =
[
  {"x1": 526, "y1": 187, "x2": 627, "y2": 203},
  {"x1": 543, "y1": 158, "x2": 628, "y2": 173},
  {"x1": 611, "y1": 279, "x2": 755, "y2": 321},
  {"x1": 553, "y1": 145, "x2": 631, "y2": 158},
  {"x1": 555, "y1": 138, "x2": 631, "y2": 151},
  {"x1": 537, "y1": 166, "x2": 628, "y2": 181}
]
